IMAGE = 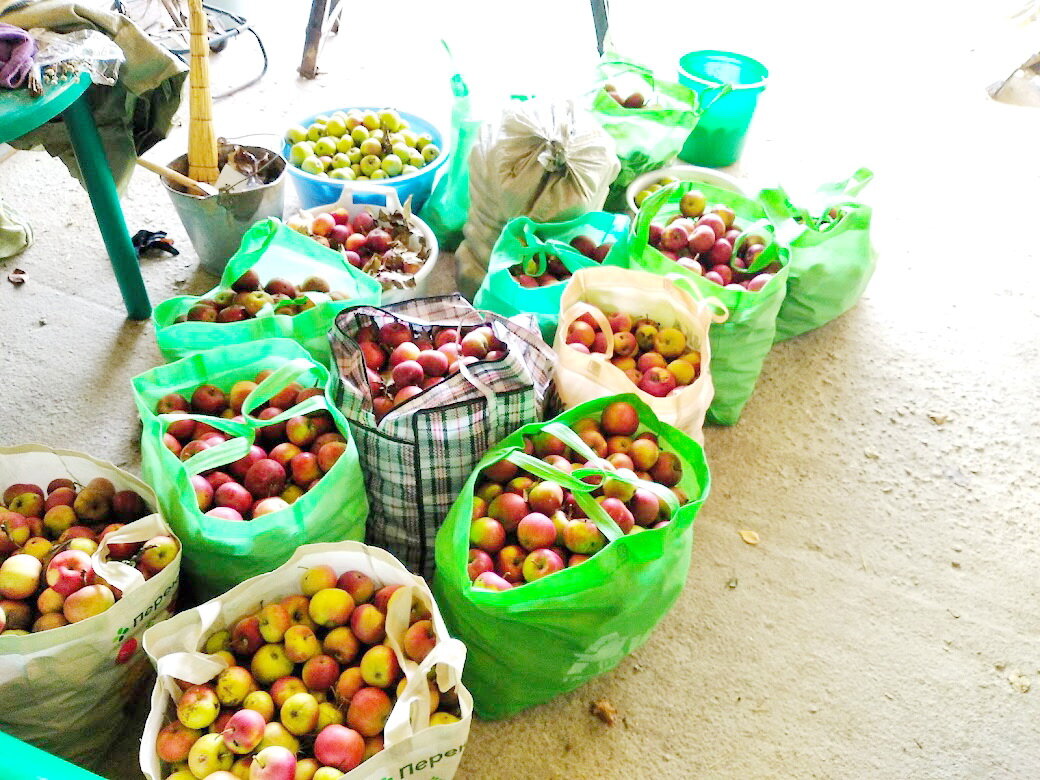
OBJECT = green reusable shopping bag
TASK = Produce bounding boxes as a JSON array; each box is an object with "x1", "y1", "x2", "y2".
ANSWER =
[
  {"x1": 760, "y1": 169, "x2": 876, "y2": 342},
  {"x1": 432, "y1": 394, "x2": 710, "y2": 719},
  {"x1": 628, "y1": 181, "x2": 790, "y2": 425},
  {"x1": 588, "y1": 54, "x2": 701, "y2": 209},
  {"x1": 473, "y1": 211, "x2": 631, "y2": 343},
  {"x1": 152, "y1": 218, "x2": 381, "y2": 366},
  {"x1": 132, "y1": 338, "x2": 368, "y2": 601}
]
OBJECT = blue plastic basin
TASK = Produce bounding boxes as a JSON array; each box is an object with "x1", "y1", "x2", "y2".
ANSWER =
[{"x1": 284, "y1": 107, "x2": 449, "y2": 211}]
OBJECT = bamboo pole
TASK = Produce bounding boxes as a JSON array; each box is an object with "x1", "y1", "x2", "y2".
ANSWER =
[
  {"x1": 186, "y1": 0, "x2": 219, "y2": 184},
  {"x1": 136, "y1": 158, "x2": 217, "y2": 196}
]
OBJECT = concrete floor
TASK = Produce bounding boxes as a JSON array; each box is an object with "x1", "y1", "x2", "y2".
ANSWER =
[{"x1": 2, "y1": 0, "x2": 1039, "y2": 777}]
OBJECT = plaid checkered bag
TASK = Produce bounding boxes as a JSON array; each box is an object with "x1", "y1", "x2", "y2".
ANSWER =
[{"x1": 329, "y1": 294, "x2": 555, "y2": 578}]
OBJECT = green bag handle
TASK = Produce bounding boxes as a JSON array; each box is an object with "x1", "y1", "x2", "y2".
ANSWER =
[
  {"x1": 538, "y1": 421, "x2": 680, "y2": 512},
  {"x1": 500, "y1": 449, "x2": 624, "y2": 543},
  {"x1": 159, "y1": 359, "x2": 330, "y2": 477},
  {"x1": 634, "y1": 186, "x2": 778, "y2": 278}
]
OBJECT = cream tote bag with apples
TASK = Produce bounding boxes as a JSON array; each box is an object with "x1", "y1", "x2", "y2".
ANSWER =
[
  {"x1": 141, "y1": 541, "x2": 472, "y2": 780},
  {"x1": 0, "y1": 445, "x2": 181, "y2": 770},
  {"x1": 553, "y1": 266, "x2": 726, "y2": 444}
]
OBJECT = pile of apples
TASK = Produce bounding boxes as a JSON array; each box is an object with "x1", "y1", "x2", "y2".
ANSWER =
[
  {"x1": 603, "y1": 82, "x2": 649, "y2": 109},
  {"x1": 467, "y1": 401, "x2": 685, "y2": 592},
  {"x1": 0, "y1": 479, "x2": 176, "y2": 635},
  {"x1": 358, "y1": 320, "x2": 509, "y2": 422},
  {"x1": 632, "y1": 174, "x2": 680, "y2": 208},
  {"x1": 285, "y1": 108, "x2": 441, "y2": 183},
  {"x1": 173, "y1": 270, "x2": 353, "y2": 324},
  {"x1": 286, "y1": 207, "x2": 431, "y2": 291},
  {"x1": 563, "y1": 307, "x2": 700, "y2": 398},
  {"x1": 509, "y1": 234, "x2": 616, "y2": 288},
  {"x1": 157, "y1": 373, "x2": 347, "y2": 522},
  {"x1": 648, "y1": 189, "x2": 779, "y2": 291},
  {"x1": 155, "y1": 566, "x2": 460, "y2": 779}
]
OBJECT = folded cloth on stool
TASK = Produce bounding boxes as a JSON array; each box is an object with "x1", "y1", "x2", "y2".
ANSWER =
[{"x1": 0, "y1": 23, "x2": 35, "y2": 89}]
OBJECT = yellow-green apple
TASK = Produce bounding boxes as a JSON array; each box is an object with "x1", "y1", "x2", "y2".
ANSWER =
[
  {"x1": 251, "y1": 644, "x2": 295, "y2": 685},
  {"x1": 653, "y1": 327, "x2": 686, "y2": 359},
  {"x1": 242, "y1": 690, "x2": 276, "y2": 722},
  {"x1": 563, "y1": 519, "x2": 607, "y2": 555},
  {"x1": 359, "y1": 645, "x2": 399, "y2": 689},
  {"x1": 469, "y1": 516, "x2": 506, "y2": 554},
  {"x1": 258, "y1": 603, "x2": 292, "y2": 643},
  {"x1": 156, "y1": 721, "x2": 202, "y2": 763},
  {"x1": 8, "y1": 492, "x2": 44, "y2": 519},
  {"x1": 345, "y1": 687, "x2": 392, "y2": 737},
  {"x1": 256, "y1": 722, "x2": 300, "y2": 754},
  {"x1": 348, "y1": 604, "x2": 385, "y2": 644},
  {"x1": 504, "y1": 475, "x2": 536, "y2": 495},
  {"x1": 316, "y1": 702, "x2": 344, "y2": 733},
  {"x1": 300, "y1": 565, "x2": 337, "y2": 596},
  {"x1": 139, "y1": 535, "x2": 179, "y2": 576},
  {"x1": 216, "y1": 666, "x2": 256, "y2": 707},
  {"x1": 294, "y1": 758, "x2": 320, "y2": 780},
  {"x1": 280, "y1": 691, "x2": 319, "y2": 735},
  {"x1": 0, "y1": 554, "x2": 41, "y2": 599},
  {"x1": 314, "y1": 724, "x2": 365, "y2": 772},
  {"x1": 321, "y1": 626, "x2": 359, "y2": 664},
  {"x1": 308, "y1": 588, "x2": 354, "y2": 628},
  {"x1": 283, "y1": 624, "x2": 321, "y2": 663},
  {"x1": 188, "y1": 732, "x2": 233, "y2": 777},
  {"x1": 668, "y1": 358, "x2": 696, "y2": 385},
  {"x1": 32, "y1": 613, "x2": 68, "y2": 632},
  {"x1": 21, "y1": 536, "x2": 52, "y2": 561},
  {"x1": 177, "y1": 684, "x2": 221, "y2": 729},
  {"x1": 285, "y1": 417, "x2": 319, "y2": 449}
]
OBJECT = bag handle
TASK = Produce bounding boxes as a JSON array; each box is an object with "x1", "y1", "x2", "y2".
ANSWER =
[
  {"x1": 538, "y1": 421, "x2": 680, "y2": 514},
  {"x1": 328, "y1": 181, "x2": 403, "y2": 213},
  {"x1": 557, "y1": 300, "x2": 615, "y2": 359},
  {"x1": 92, "y1": 514, "x2": 170, "y2": 592}
]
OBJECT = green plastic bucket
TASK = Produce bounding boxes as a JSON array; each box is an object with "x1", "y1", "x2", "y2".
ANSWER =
[{"x1": 678, "y1": 50, "x2": 768, "y2": 168}]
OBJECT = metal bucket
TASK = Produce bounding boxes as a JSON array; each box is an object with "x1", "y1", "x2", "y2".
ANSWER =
[{"x1": 162, "y1": 146, "x2": 286, "y2": 276}]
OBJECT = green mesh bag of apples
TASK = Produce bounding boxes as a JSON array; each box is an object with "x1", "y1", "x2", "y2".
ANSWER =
[
  {"x1": 152, "y1": 219, "x2": 381, "y2": 365},
  {"x1": 630, "y1": 181, "x2": 791, "y2": 425},
  {"x1": 433, "y1": 395, "x2": 710, "y2": 719},
  {"x1": 133, "y1": 339, "x2": 368, "y2": 601},
  {"x1": 0, "y1": 445, "x2": 181, "y2": 769},
  {"x1": 758, "y1": 168, "x2": 877, "y2": 342},
  {"x1": 473, "y1": 211, "x2": 630, "y2": 344}
]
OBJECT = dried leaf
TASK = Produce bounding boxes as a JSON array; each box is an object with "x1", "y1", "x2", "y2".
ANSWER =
[
  {"x1": 739, "y1": 530, "x2": 760, "y2": 545},
  {"x1": 589, "y1": 698, "x2": 617, "y2": 725},
  {"x1": 928, "y1": 413, "x2": 949, "y2": 425},
  {"x1": 726, "y1": 577, "x2": 739, "y2": 589}
]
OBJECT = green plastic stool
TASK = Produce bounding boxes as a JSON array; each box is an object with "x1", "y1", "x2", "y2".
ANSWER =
[{"x1": 0, "y1": 71, "x2": 151, "y2": 319}]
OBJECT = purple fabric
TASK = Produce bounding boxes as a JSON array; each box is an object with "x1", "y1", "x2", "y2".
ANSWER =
[{"x1": 0, "y1": 24, "x2": 36, "y2": 90}]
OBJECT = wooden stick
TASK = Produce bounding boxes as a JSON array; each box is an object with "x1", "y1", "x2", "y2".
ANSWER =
[
  {"x1": 186, "y1": 0, "x2": 219, "y2": 184},
  {"x1": 135, "y1": 158, "x2": 217, "y2": 196}
]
